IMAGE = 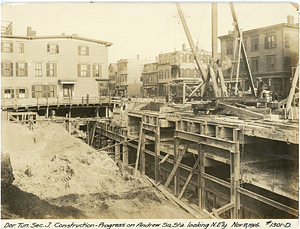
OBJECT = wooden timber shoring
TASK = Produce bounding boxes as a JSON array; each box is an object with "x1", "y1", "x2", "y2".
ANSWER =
[
  {"x1": 165, "y1": 141, "x2": 190, "y2": 188},
  {"x1": 94, "y1": 115, "x2": 298, "y2": 219}
]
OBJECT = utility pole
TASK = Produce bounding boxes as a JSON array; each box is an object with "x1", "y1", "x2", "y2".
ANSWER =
[{"x1": 212, "y1": 3, "x2": 218, "y2": 60}]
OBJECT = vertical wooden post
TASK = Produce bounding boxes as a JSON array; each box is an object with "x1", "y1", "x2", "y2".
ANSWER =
[
  {"x1": 174, "y1": 136, "x2": 181, "y2": 196},
  {"x1": 140, "y1": 128, "x2": 146, "y2": 176},
  {"x1": 198, "y1": 143, "x2": 205, "y2": 210},
  {"x1": 96, "y1": 107, "x2": 99, "y2": 118},
  {"x1": 183, "y1": 82, "x2": 186, "y2": 104},
  {"x1": 230, "y1": 129, "x2": 240, "y2": 218},
  {"x1": 68, "y1": 109, "x2": 72, "y2": 134},
  {"x1": 115, "y1": 144, "x2": 120, "y2": 161},
  {"x1": 123, "y1": 138, "x2": 128, "y2": 171},
  {"x1": 154, "y1": 117, "x2": 160, "y2": 183},
  {"x1": 87, "y1": 121, "x2": 90, "y2": 145},
  {"x1": 46, "y1": 107, "x2": 49, "y2": 119}
]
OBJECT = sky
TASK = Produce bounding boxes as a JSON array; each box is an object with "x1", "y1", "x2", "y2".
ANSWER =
[{"x1": 1, "y1": 2, "x2": 299, "y2": 64}]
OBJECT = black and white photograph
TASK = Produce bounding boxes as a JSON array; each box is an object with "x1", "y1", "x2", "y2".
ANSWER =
[{"x1": 1, "y1": 1, "x2": 299, "y2": 224}]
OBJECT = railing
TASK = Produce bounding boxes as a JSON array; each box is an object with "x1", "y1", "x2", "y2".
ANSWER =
[
  {"x1": 1, "y1": 95, "x2": 111, "y2": 110},
  {"x1": 1, "y1": 21, "x2": 12, "y2": 35}
]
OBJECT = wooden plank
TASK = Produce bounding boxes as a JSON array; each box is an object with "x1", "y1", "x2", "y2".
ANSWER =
[
  {"x1": 212, "y1": 208, "x2": 221, "y2": 219},
  {"x1": 90, "y1": 125, "x2": 96, "y2": 146},
  {"x1": 165, "y1": 142, "x2": 189, "y2": 188},
  {"x1": 134, "y1": 122, "x2": 144, "y2": 178},
  {"x1": 155, "y1": 117, "x2": 160, "y2": 183},
  {"x1": 150, "y1": 178, "x2": 212, "y2": 219},
  {"x1": 159, "y1": 154, "x2": 170, "y2": 164},
  {"x1": 178, "y1": 155, "x2": 200, "y2": 199},
  {"x1": 216, "y1": 202, "x2": 234, "y2": 215}
]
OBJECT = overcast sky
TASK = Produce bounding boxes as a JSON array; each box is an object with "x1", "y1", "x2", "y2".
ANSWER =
[{"x1": 1, "y1": 2, "x2": 299, "y2": 64}]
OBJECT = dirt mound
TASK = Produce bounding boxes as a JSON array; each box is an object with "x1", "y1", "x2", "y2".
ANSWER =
[{"x1": 2, "y1": 121, "x2": 196, "y2": 219}]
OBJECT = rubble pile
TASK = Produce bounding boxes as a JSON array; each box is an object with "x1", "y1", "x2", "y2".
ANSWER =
[{"x1": 1, "y1": 121, "x2": 194, "y2": 219}]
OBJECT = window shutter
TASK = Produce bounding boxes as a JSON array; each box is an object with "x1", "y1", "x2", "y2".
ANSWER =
[
  {"x1": 54, "y1": 63, "x2": 57, "y2": 77},
  {"x1": 1, "y1": 62, "x2": 3, "y2": 76},
  {"x1": 16, "y1": 88, "x2": 19, "y2": 98},
  {"x1": 16, "y1": 63, "x2": 19, "y2": 76},
  {"x1": 46, "y1": 63, "x2": 50, "y2": 76},
  {"x1": 1, "y1": 42, "x2": 3, "y2": 52},
  {"x1": 77, "y1": 64, "x2": 81, "y2": 77},
  {"x1": 11, "y1": 89, "x2": 14, "y2": 99},
  {"x1": 10, "y1": 42, "x2": 13, "y2": 53},
  {"x1": 274, "y1": 35, "x2": 277, "y2": 48},
  {"x1": 87, "y1": 65, "x2": 90, "y2": 77},
  {"x1": 56, "y1": 45, "x2": 59, "y2": 54},
  {"x1": 25, "y1": 88, "x2": 29, "y2": 98},
  {"x1": 25, "y1": 63, "x2": 28, "y2": 77},
  {"x1": 32, "y1": 85, "x2": 35, "y2": 98},
  {"x1": 78, "y1": 46, "x2": 81, "y2": 55},
  {"x1": 10, "y1": 62, "x2": 13, "y2": 77},
  {"x1": 86, "y1": 47, "x2": 89, "y2": 56},
  {"x1": 92, "y1": 65, "x2": 95, "y2": 77},
  {"x1": 47, "y1": 44, "x2": 50, "y2": 53},
  {"x1": 99, "y1": 65, "x2": 102, "y2": 77},
  {"x1": 54, "y1": 85, "x2": 57, "y2": 97}
]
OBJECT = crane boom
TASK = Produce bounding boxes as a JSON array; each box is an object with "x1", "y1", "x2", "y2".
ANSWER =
[
  {"x1": 176, "y1": 3, "x2": 207, "y2": 83},
  {"x1": 229, "y1": 3, "x2": 256, "y2": 97}
]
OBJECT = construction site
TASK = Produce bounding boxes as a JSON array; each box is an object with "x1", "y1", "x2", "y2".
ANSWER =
[{"x1": 1, "y1": 2, "x2": 299, "y2": 220}]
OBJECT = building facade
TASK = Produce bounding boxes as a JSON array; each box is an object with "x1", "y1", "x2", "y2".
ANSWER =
[
  {"x1": 219, "y1": 16, "x2": 299, "y2": 98},
  {"x1": 115, "y1": 57, "x2": 153, "y2": 97},
  {"x1": 1, "y1": 26, "x2": 112, "y2": 107},
  {"x1": 141, "y1": 62, "x2": 158, "y2": 97},
  {"x1": 156, "y1": 45, "x2": 211, "y2": 97},
  {"x1": 108, "y1": 63, "x2": 118, "y2": 95}
]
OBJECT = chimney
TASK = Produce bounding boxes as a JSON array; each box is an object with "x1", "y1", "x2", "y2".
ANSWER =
[
  {"x1": 287, "y1": 15, "x2": 294, "y2": 24},
  {"x1": 27, "y1": 27, "x2": 32, "y2": 36},
  {"x1": 62, "y1": 33, "x2": 65, "y2": 35},
  {"x1": 137, "y1": 55, "x2": 139, "y2": 60},
  {"x1": 182, "y1": 44, "x2": 186, "y2": 51}
]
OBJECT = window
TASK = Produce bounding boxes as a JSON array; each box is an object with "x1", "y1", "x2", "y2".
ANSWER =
[
  {"x1": 77, "y1": 64, "x2": 90, "y2": 77},
  {"x1": 35, "y1": 62, "x2": 43, "y2": 77},
  {"x1": 3, "y1": 89, "x2": 14, "y2": 99},
  {"x1": 186, "y1": 69, "x2": 191, "y2": 77},
  {"x1": 1, "y1": 41, "x2": 13, "y2": 53},
  {"x1": 32, "y1": 85, "x2": 56, "y2": 98},
  {"x1": 239, "y1": 59, "x2": 246, "y2": 72},
  {"x1": 285, "y1": 34, "x2": 290, "y2": 48},
  {"x1": 1, "y1": 62, "x2": 13, "y2": 77},
  {"x1": 159, "y1": 70, "x2": 163, "y2": 79},
  {"x1": 226, "y1": 41, "x2": 233, "y2": 55},
  {"x1": 18, "y1": 43, "x2": 25, "y2": 53},
  {"x1": 251, "y1": 37, "x2": 259, "y2": 51},
  {"x1": 46, "y1": 63, "x2": 57, "y2": 77},
  {"x1": 243, "y1": 38, "x2": 247, "y2": 51},
  {"x1": 16, "y1": 88, "x2": 28, "y2": 98},
  {"x1": 16, "y1": 62, "x2": 28, "y2": 77},
  {"x1": 251, "y1": 58, "x2": 259, "y2": 72},
  {"x1": 265, "y1": 35, "x2": 277, "y2": 49},
  {"x1": 284, "y1": 57, "x2": 291, "y2": 70},
  {"x1": 78, "y1": 45, "x2": 89, "y2": 56},
  {"x1": 47, "y1": 44, "x2": 59, "y2": 54},
  {"x1": 93, "y1": 64, "x2": 102, "y2": 77},
  {"x1": 267, "y1": 56, "x2": 276, "y2": 71}
]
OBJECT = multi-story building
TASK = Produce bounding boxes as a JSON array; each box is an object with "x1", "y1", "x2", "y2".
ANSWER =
[
  {"x1": 219, "y1": 15, "x2": 299, "y2": 98},
  {"x1": 156, "y1": 44, "x2": 211, "y2": 98},
  {"x1": 1, "y1": 26, "x2": 112, "y2": 111},
  {"x1": 141, "y1": 62, "x2": 158, "y2": 97},
  {"x1": 108, "y1": 63, "x2": 118, "y2": 95},
  {"x1": 115, "y1": 56, "x2": 153, "y2": 97}
]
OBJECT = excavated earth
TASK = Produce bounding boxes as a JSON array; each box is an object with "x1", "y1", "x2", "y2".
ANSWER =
[{"x1": 1, "y1": 121, "x2": 195, "y2": 219}]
